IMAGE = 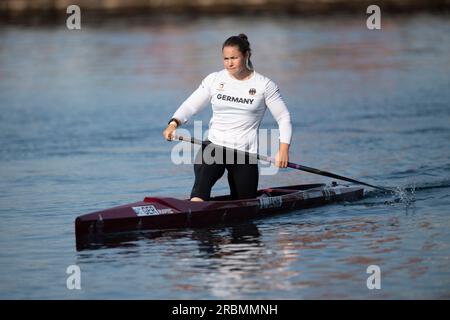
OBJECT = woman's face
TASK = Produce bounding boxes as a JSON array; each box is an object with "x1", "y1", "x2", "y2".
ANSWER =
[{"x1": 222, "y1": 45, "x2": 248, "y2": 77}]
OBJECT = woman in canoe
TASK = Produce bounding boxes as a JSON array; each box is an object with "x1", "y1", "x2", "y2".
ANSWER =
[{"x1": 163, "y1": 33, "x2": 292, "y2": 201}]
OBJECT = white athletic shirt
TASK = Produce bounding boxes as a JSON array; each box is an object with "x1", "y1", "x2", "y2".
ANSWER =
[{"x1": 172, "y1": 69, "x2": 292, "y2": 154}]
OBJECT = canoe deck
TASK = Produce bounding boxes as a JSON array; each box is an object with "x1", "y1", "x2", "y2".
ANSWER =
[{"x1": 75, "y1": 183, "x2": 364, "y2": 249}]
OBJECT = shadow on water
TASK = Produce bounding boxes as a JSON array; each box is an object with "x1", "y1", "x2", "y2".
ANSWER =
[
  {"x1": 191, "y1": 222, "x2": 263, "y2": 260},
  {"x1": 75, "y1": 221, "x2": 263, "y2": 254}
]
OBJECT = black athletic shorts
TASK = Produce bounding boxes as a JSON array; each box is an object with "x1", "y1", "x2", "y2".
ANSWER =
[{"x1": 190, "y1": 141, "x2": 259, "y2": 201}]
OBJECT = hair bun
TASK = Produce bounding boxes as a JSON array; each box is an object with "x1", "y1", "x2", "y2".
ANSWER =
[{"x1": 238, "y1": 33, "x2": 248, "y2": 41}]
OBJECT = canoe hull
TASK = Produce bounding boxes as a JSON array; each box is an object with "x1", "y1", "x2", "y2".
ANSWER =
[{"x1": 75, "y1": 183, "x2": 364, "y2": 249}]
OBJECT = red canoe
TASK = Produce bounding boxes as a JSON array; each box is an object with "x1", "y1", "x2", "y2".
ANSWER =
[{"x1": 75, "y1": 183, "x2": 364, "y2": 249}]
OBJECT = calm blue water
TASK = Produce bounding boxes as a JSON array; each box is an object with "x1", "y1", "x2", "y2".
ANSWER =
[{"x1": 0, "y1": 14, "x2": 449, "y2": 299}]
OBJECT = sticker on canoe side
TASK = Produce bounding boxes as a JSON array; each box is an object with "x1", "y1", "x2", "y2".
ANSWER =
[
  {"x1": 259, "y1": 196, "x2": 283, "y2": 209},
  {"x1": 132, "y1": 205, "x2": 159, "y2": 216},
  {"x1": 132, "y1": 205, "x2": 173, "y2": 216}
]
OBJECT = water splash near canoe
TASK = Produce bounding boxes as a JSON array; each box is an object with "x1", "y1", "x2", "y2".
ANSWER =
[
  {"x1": 354, "y1": 183, "x2": 417, "y2": 207},
  {"x1": 390, "y1": 184, "x2": 416, "y2": 206}
]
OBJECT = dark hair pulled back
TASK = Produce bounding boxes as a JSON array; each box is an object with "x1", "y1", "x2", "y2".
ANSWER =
[{"x1": 222, "y1": 33, "x2": 253, "y2": 70}]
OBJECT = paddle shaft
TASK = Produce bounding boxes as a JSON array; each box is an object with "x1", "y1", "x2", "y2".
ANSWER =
[{"x1": 174, "y1": 135, "x2": 390, "y2": 192}]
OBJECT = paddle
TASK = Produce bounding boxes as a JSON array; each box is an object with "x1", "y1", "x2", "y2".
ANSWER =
[{"x1": 173, "y1": 135, "x2": 391, "y2": 193}]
